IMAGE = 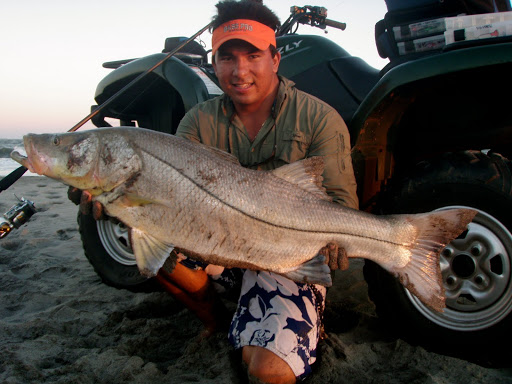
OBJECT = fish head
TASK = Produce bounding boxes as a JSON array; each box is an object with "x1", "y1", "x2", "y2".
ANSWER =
[{"x1": 11, "y1": 129, "x2": 142, "y2": 192}]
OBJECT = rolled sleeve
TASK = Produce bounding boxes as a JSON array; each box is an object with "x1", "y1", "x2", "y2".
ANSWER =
[
  {"x1": 308, "y1": 109, "x2": 359, "y2": 209},
  {"x1": 175, "y1": 106, "x2": 202, "y2": 143}
]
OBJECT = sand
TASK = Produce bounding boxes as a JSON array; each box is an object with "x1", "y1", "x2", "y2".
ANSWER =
[{"x1": 1, "y1": 176, "x2": 511, "y2": 383}]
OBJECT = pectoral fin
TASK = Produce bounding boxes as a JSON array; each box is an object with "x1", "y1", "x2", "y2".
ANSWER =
[
  {"x1": 121, "y1": 193, "x2": 159, "y2": 206},
  {"x1": 280, "y1": 255, "x2": 332, "y2": 287},
  {"x1": 130, "y1": 228, "x2": 175, "y2": 277}
]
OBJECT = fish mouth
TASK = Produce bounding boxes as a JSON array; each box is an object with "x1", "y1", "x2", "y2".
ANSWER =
[
  {"x1": 10, "y1": 148, "x2": 29, "y2": 168},
  {"x1": 10, "y1": 138, "x2": 49, "y2": 175}
]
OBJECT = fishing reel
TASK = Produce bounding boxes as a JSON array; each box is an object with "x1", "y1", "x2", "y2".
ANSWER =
[{"x1": 0, "y1": 197, "x2": 37, "y2": 239}]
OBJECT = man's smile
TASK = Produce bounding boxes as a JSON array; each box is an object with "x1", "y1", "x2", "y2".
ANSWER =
[{"x1": 233, "y1": 82, "x2": 253, "y2": 89}]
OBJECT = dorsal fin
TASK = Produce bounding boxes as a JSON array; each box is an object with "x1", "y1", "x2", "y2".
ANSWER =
[{"x1": 272, "y1": 157, "x2": 331, "y2": 201}]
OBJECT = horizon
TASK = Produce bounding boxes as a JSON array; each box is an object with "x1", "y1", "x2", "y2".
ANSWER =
[{"x1": 0, "y1": 1, "x2": 389, "y2": 139}]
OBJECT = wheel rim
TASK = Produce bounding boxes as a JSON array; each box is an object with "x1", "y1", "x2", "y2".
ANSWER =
[
  {"x1": 406, "y1": 205, "x2": 512, "y2": 331},
  {"x1": 96, "y1": 219, "x2": 137, "y2": 266}
]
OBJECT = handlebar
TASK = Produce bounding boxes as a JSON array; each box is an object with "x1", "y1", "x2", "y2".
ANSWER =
[
  {"x1": 324, "y1": 18, "x2": 346, "y2": 31},
  {"x1": 277, "y1": 5, "x2": 347, "y2": 36}
]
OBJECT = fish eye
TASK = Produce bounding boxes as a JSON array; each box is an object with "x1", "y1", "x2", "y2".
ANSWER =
[{"x1": 52, "y1": 135, "x2": 61, "y2": 146}]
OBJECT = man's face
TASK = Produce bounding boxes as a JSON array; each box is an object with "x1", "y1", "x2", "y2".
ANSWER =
[{"x1": 213, "y1": 39, "x2": 281, "y2": 108}]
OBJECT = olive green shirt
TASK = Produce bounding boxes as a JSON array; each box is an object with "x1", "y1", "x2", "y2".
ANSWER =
[{"x1": 176, "y1": 76, "x2": 358, "y2": 209}]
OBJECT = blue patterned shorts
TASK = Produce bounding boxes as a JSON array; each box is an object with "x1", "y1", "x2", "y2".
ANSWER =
[
  {"x1": 228, "y1": 270, "x2": 326, "y2": 380},
  {"x1": 180, "y1": 258, "x2": 327, "y2": 380}
]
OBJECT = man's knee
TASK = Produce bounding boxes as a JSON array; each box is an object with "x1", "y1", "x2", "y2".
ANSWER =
[
  {"x1": 242, "y1": 346, "x2": 296, "y2": 384},
  {"x1": 159, "y1": 262, "x2": 211, "y2": 298}
]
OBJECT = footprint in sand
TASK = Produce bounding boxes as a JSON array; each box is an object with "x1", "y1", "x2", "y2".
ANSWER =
[
  {"x1": 45, "y1": 191, "x2": 60, "y2": 198},
  {"x1": 44, "y1": 191, "x2": 65, "y2": 204},
  {"x1": 1, "y1": 240, "x2": 21, "y2": 251},
  {"x1": 57, "y1": 228, "x2": 77, "y2": 240}
]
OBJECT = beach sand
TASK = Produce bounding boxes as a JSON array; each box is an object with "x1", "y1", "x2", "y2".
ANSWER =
[{"x1": 1, "y1": 176, "x2": 511, "y2": 383}]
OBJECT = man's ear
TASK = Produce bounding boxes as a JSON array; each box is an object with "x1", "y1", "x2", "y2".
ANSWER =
[
  {"x1": 272, "y1": 50, "x2": 281, "y2": 73},
  {"x1": 212, "y1": 53, "x2": 217, "y2": 73}
]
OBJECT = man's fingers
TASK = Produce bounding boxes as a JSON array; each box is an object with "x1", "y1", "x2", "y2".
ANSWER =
[
  {"x1": 337, "y1": 247, "x2": 350, "y2": 271},
  {"x1": 80, "y1": 191, "x2": 93, "y2": 215},
  {"x1": 327, "y1": 243, "x2": 337, "y2": 266},
  {"x1": 69, "y1": 188, "x2": 106, "y2": 220},
  {"x1": 320, "y1": 242, "x2": 349, "y2": 270},
  {"x1": 92, "y1": 201, "x2": 106, "y2": 221},
  {"x1": 67, "y1": 187, "x2": 82, "y2": 205}
]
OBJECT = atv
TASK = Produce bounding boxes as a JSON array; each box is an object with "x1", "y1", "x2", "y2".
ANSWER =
[{"x1": 78, "y1": 3, "x2": 512, "y2": 356}]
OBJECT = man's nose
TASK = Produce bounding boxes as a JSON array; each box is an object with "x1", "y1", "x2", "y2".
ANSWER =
[{"x1": 233, "y1": 57, "x2": 249, "y2": 76}]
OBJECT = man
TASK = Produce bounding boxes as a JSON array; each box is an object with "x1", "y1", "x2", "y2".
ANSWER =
[
  {"x1": 160, "y1": 1, "x2": 358, "y2": 383},
  {"x1": 72, "y1": 1, "x2": 358, "y2": 382}
]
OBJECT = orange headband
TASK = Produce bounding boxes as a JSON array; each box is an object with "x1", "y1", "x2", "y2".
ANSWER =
[{"x1": 212, "y1": 19, "x2": 276, "y2": 55}]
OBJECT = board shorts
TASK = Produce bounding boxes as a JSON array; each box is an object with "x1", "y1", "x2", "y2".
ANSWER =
[{"x1": 180, "y1": 259, "x2": 327, "y2": 380}]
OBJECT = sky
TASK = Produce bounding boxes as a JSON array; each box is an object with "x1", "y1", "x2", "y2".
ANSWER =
[{"x1": 0, "y1": 0, "x2": 388, "y2": 139}]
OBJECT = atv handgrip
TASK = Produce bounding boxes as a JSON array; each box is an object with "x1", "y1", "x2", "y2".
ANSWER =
[{"x1": 324, "y1": 18, "x2": 346, "y2": 31}]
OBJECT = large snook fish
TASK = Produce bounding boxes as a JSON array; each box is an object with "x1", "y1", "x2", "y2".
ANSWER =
[{"x1": 12, "y1": 127, "x2": 476, "y2": 312}]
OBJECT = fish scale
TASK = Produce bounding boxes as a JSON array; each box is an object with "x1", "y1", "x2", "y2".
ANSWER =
[{"x1": 11, "y1": 127, "x2": 477, "y2": 312}]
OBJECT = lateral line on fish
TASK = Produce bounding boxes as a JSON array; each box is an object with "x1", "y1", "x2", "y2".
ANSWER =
[{"x1": 135, "y1": 145, "x2": 407, "y2": 248}]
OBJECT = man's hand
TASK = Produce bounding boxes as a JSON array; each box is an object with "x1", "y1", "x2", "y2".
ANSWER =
[
  {"x1": 67, "y1": 187, "x2": 106, "y2": 220},
  {"x1": 319, "y1": 242, "x2": 349, "y2": 271}
]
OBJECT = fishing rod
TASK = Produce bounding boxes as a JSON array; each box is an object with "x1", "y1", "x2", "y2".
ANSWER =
[
  {"x1": 0, "y1": 21, "x2": 212, "y2": 238},
  {"x1": 0, "y1": 21, "x2": 212, "y2": 195}
]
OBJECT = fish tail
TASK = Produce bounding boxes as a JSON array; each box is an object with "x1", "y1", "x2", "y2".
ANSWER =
[{"x1": 395, "y1": 208, "x2": 477, "y2": 312}]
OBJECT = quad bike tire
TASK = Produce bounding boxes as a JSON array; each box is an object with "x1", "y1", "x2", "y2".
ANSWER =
[
  {"x1": 364, "y1": 151, "x2": 512, "y2": 361},
  {"x1": 78, "y1": 211, "x2": 161, "y2": 292}
]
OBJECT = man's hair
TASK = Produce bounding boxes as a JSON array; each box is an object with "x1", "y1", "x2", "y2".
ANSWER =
[
  {"x1": 210, "y1": 0, "x2": 281, "y2": 57},
  {"x1": 211, "y1": 0, "x2": 281, "y2": 32}
]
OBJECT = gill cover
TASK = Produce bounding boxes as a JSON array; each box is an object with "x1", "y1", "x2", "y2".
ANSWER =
[
  {"x1": 92, "y1": 131, "x2": 142, "y2": 192},
  {"x1": 28, "y1": 130, "x2": 141, "y2": 192}
]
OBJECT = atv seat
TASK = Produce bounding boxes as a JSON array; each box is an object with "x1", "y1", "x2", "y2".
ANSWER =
[
  {"x1": 290, "y1": 56, "x2": 380, "y2": 127},
  {"x1": 163, "y1": 37, "x2": 209, "y2": 65}
]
